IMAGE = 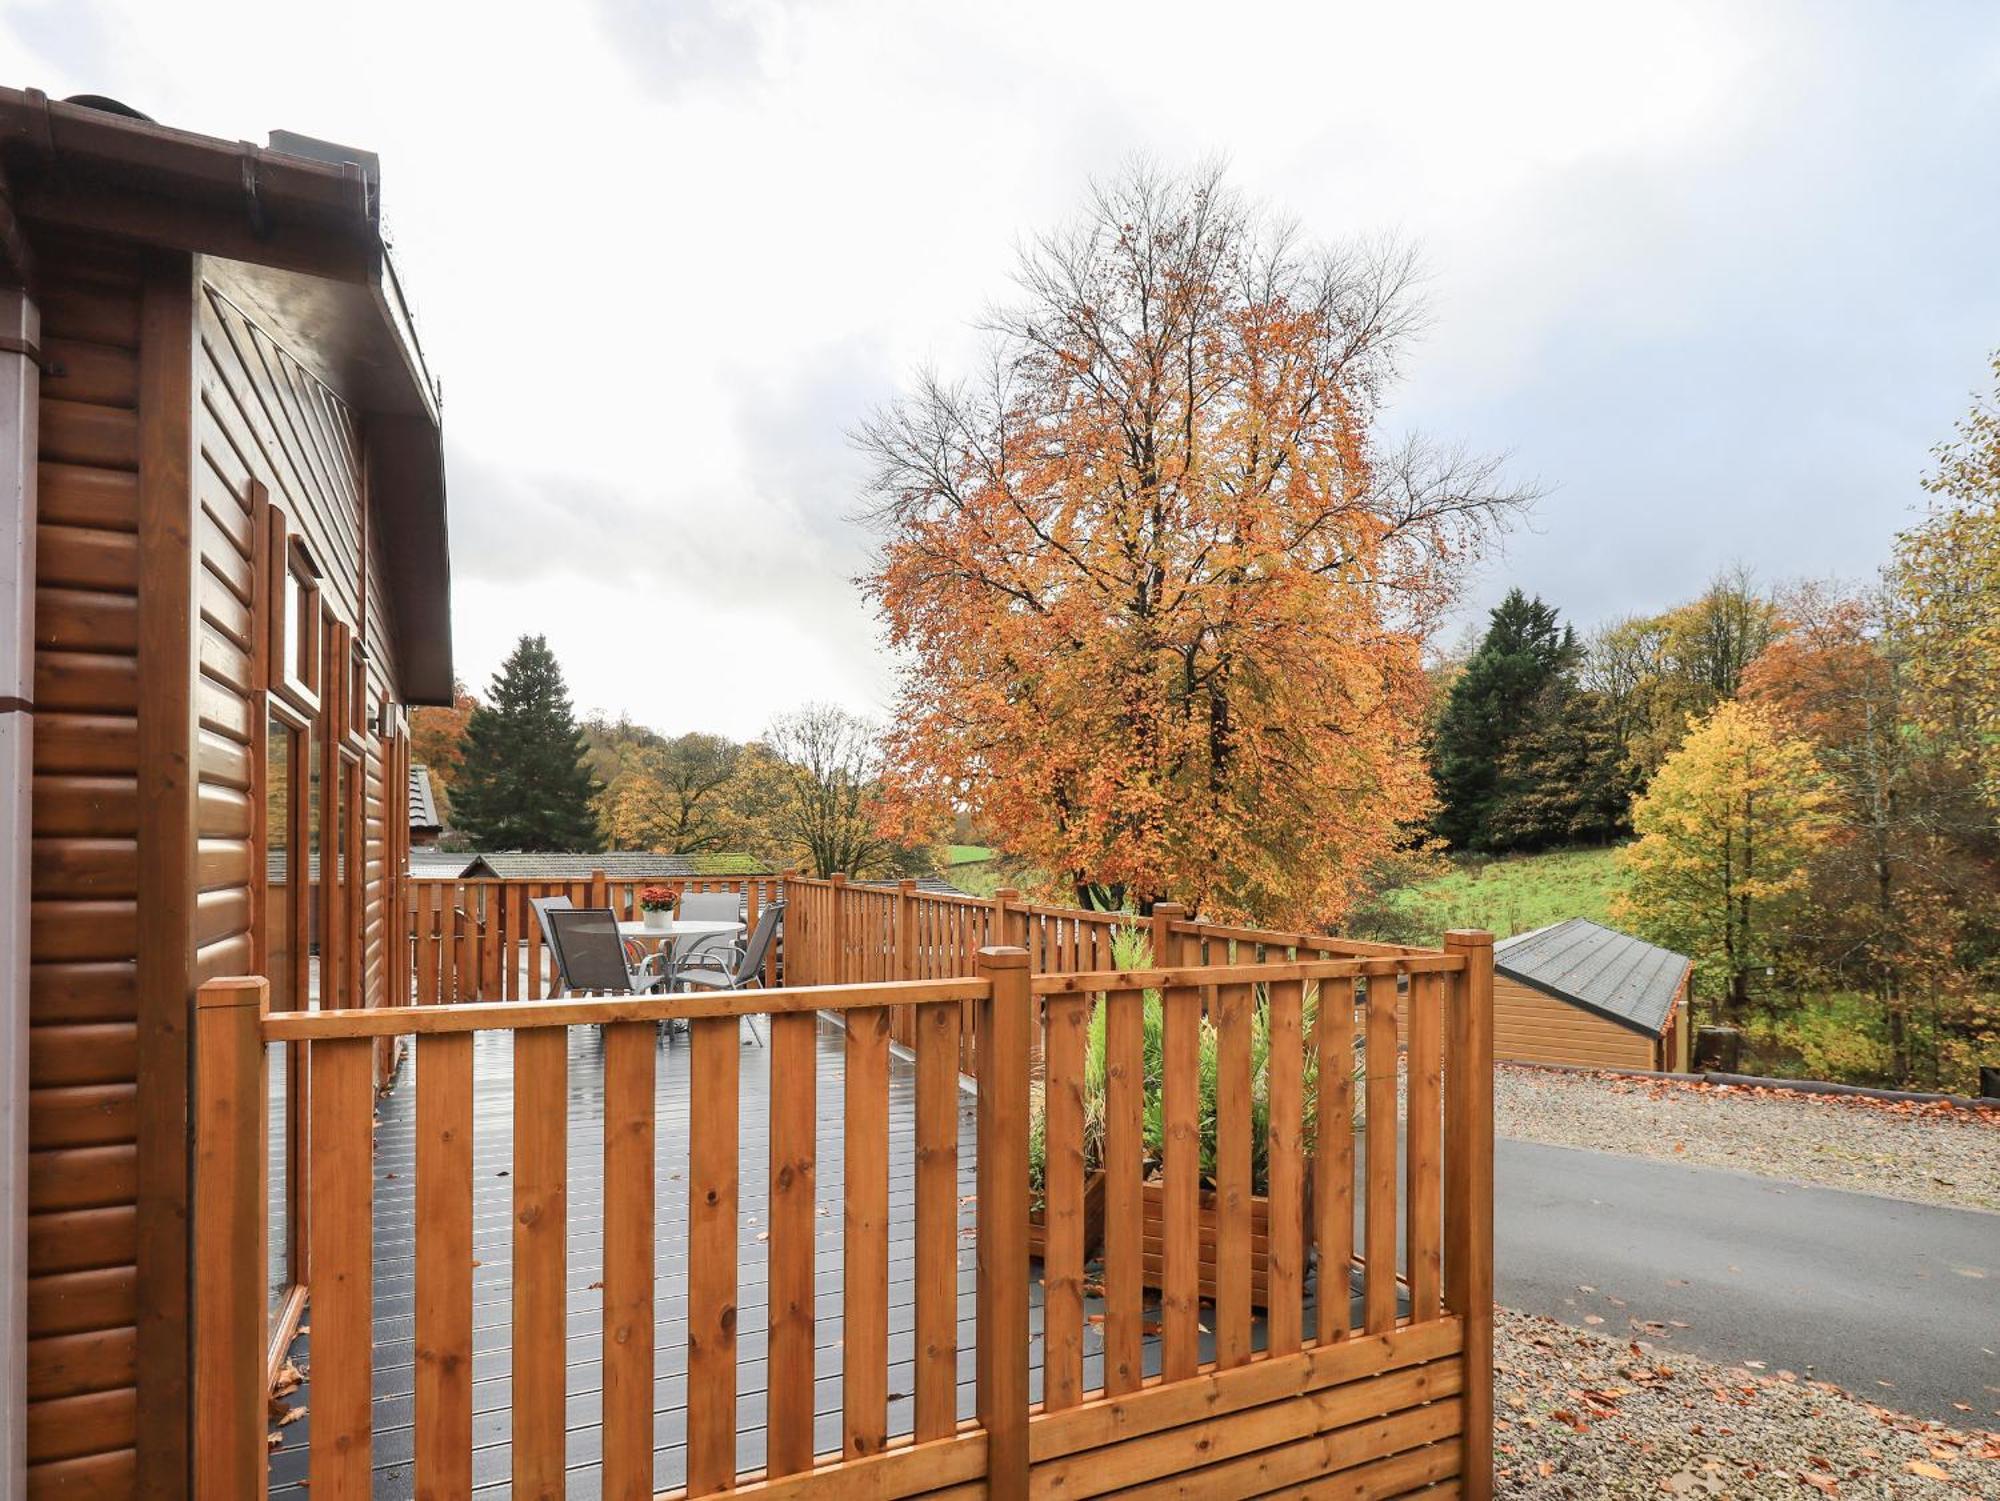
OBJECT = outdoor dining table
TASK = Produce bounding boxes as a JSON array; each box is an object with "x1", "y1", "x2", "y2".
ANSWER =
[{"x1": 617, "y1": 917, "x2": 744, "y2": 988}]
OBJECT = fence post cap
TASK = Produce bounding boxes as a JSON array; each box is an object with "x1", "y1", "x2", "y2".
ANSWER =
[
  {"x1": 830, "y1": 871, "x2": 848, "y2": 885},
  {"x1": 1443, "y1": 929, "x2": 1495, "y2": 949},
  {"x1": 975, "y1": 944, "x2": 1031, "y2": 970},
  {"x1": 196, "y1": 975, "x2": 269, "y2": 1013},
  {"x1": 1152, "y1": 901, "x2": 1186, "y2": 918},
  {"x1": 898, "y1": 877, "x2": 917, "y2": 892}
]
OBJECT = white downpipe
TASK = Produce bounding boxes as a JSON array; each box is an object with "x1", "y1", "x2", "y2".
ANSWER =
[{"x1": 0, "y1": 284, "x2": 38, "y2": 1500}]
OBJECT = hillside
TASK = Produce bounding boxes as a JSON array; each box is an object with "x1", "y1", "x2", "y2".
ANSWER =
[{"x1": 1388, "y1": 844, "x2": 1631, "y2": 940}]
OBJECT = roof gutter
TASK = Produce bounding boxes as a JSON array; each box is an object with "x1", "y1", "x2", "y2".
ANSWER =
[{"x1": 0, "y1": 281, "x2": 39, "y2": 1501}]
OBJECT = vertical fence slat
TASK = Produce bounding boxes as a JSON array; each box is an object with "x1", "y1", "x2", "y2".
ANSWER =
[
  {"x1": 1102, "y1": 982, "x2": 1144, "y2": 1395},
  {"x1": 192, "y1": 977, "x2": 268, "y2": 1500},
  {"x1": 309, "y1": 1035, "x2": 375, "y2": 1500},
  {"x1": 1363, "y1": 977, "x2": 1399, "y2": 1334},
  {"x1": 766, "y1": 1009, "x2": 817, "y2": 1477},
  {"x1": 1214, "y1": 980, "x2": 1253, "y2": 1368},
  {"x1": 1040, "y1": 991, "x2": 1087, "y2": 1410},
  {"x1": 1315, "y1": 976, "x2": 1356, "y2": 1342},
  {"x1": 437, "y1": 886, "x2": 457, "y2": 1004},
  {"x1": 915, "y1": 999, "x2": 962, "y2": 1440},
  {"x1": 1155, "y1": 908, "x2": 1199, "y2": 1382},
  {"x1": 1267, "y1": 977, "x2": 1305, "y2": 1355},
  {"x1": 688, "y1": 1015, "x2": 740, "y2": 1495},
  {"x1": 975, "y1": 948, "x2": 1030, "y2": 1497},
  {"x1": 416, "y1": 885, "x2": 439, "y2": 1006},
  {"x1": 1406, "y1": 970, "x2": 1443, "y2": 1324},
  {"x1": 1444, "y1": 933, "x2": 1496, "y2": 1501},
  {"x1": 603, "y1": 1021, "x2": 656, "y2": 1501},
  {"x1": 414, "y1": 1031, "x2": 473, "y2": 1500},
  {"x1": 513, "y1": 1026, "x2": 568, "y2": 1498},
  {"x1": 843, "y1": 1004, "x2": 890, "y2": 1458}
]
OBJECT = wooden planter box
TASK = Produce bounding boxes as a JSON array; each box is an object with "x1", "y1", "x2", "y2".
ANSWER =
[
  {"x1": 1138, "y1": 1179, "x2": 1313, "y2": 1309},
  {"x1": 1027, "y1": 1170, "x2": 1106, "y2": 1261}
]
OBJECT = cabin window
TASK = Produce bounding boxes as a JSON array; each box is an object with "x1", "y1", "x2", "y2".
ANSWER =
[
  {"x1": 264, "y1": 708, "x2": 301, "y2": 1331},
  {"x1": 267, "y1": 506, "x2": 322, "y2": 717}
]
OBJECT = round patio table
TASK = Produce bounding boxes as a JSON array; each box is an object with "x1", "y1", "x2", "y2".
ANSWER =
[{"x1": 617, "y1": 917, "x2": 744, "y2": 986}]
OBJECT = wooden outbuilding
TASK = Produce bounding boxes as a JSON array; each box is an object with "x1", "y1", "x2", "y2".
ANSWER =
[
  {"x1": 0, "y1": 88, "x2": 448, "y2": 1498},
  {"x1": 1491, "y1": 918, "x2": 1693, "y2": 1072}
]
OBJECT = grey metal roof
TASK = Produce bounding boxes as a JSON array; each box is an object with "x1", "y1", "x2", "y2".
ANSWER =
[
  {"x1": 1494, "y1": 918, "x2": 1691, "y2": 1037},
  {"x1": 863, "y1": 875, "x2": 974, "y2": 898},
  {"x1": 408, "y1": 848, "x2": 480, "y2": 878},
  {"x1": 409, "y1": 763, "x2": 441, "y2": 830},
  {"x1": 460, "y1": 851, "x2": 772, "y2": 880}
]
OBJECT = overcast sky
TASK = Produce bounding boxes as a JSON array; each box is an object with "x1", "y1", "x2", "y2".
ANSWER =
[{"x1": 10, "y1": 1, "x2": 1999, "y2": 737}]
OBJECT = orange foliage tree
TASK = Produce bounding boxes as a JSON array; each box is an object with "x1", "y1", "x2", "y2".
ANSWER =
[{"x1": 858, "y1": 164, "x2": 1530, "y2": 922}]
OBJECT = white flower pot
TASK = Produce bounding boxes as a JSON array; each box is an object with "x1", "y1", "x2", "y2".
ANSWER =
[{"x1": 643, "y1": 909, "x2": 672, "y2": 931}]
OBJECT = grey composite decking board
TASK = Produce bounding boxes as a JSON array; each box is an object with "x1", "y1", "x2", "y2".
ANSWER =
[{"x1": 268, "y1": 1016, "x2": 1380, "y2": 1499}]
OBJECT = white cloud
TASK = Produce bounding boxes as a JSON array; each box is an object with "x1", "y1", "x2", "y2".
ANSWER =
[{"x1": 10, "y1": 0, "x2": 1999, "y2": 722}]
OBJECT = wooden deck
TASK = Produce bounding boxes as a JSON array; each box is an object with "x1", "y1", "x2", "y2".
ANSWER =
[{"x1": 266, "y1": 1015, "x2": 1371, "y2": 1498}]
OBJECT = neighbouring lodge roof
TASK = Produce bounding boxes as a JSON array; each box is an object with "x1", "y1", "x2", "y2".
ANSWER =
[
  {"x1": 1495, "y1": 918, "x2": 1691, "y2": 1038},
  {"x1": 409, "y1": 764, "x2": 441, "y2": 831},
  {"x1": 0, "y1": 86, "x2": 454, "y2": 703},
  {"x1": 458, "y1": 851, "x2": 775, "y2": 880}
]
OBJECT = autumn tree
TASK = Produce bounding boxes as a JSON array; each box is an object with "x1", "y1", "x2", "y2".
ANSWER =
[
  {"x1": 409, "y1": 680, "x2": 478, "y2": 818},
  {"x1": 1584, "y1": 567, "x2": 1783, "y2": 779},
  {"x1": 1894, "y1": 350, "x2": 2000, "y2": 807},
  {"x1": 591, "y1": 721, "x2": 748, "y2": 853},
  {"x1": 761, "y1": 705, "x2": 926, "y2": 879},
  {"x1": 859, "y1": 162, "x2": 1529, "y2": 921},
  {"x1": 451, "y1": 635, "x2": 602, "y2": 851},
  {"x1": 1428, "y1": 590, "x2": 1577, "y2": 850},
  {"x1": 1613, "y1": 701, "x2": 1837, "y2": 1014}
]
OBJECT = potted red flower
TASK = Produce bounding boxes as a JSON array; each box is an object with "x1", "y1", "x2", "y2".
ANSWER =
[{"x1": 639, "y1": 885, "x2": 677, "y2": 931}]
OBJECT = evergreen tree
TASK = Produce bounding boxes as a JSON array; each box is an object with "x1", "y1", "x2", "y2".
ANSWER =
[
  {"x1": 1487, "y1": 682, "x2": 1635, "y2": 850},
  {"x1": 451, "y1": 635, "x2": 602, "y2": 851},
  {"x1": 1428, "y1": 590, "x2": 1576, "y2": 849}
]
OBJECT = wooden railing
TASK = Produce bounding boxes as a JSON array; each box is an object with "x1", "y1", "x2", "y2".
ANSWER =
[
  {"x1": 404, "y1": 872, "x2": 784, "y2": 1005},
  {"x1": 192, "y1": 932, "x2": 1495, "y2": 1500}
]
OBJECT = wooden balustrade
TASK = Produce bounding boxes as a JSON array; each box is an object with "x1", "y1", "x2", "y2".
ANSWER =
[{"x1": 204, "y1": 915, "x2": 1494, "y2": 1500}]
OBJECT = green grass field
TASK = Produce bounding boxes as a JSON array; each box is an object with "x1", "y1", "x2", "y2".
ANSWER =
[
  {"x1": 946, "y1": 844, "x2": 996, "y2": 866},
  {"x1": 1387, "y1": 844, "x2": 1631, "y2": 940}
]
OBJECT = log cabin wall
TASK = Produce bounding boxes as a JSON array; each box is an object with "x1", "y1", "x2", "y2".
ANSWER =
[
  {"x1": 1490, "y1": 975, "x2": 1658, "y2": 1070},
  {"x1": 23, "y1": 243, "x2": 413, "y2": 1501},
  {"x1": 27, "y1": 239, "x2": 160, "y2": 1498}
]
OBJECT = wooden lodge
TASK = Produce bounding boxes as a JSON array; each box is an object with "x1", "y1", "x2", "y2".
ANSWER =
[
  {"x1": 1, "y1": 88, "x2": 443, "y2": 1496},
  {"x1": 2, "y1": 90, "x2": 1498, "y2": 1501}
]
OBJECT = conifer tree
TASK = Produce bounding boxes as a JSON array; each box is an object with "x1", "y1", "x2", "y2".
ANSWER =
[
  {"x1": 1486, "y1": 681, "x2": 1634, "y2": 849},
  {"x1": 1428, "y1": 590, "x2": 1576, "y2": 849},
  {"x1": 451, "y1": 635, "x2": 602, "y2": 851}
]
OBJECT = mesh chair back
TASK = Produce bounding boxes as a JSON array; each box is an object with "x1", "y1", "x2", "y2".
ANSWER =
[
  {"x1": 674, "y1": 891, "x2": 744, "y2": 967},
  {"x1": 530, "y1": 896, "x2": 574, "y2": 970},
  {"x1": 734, "y1": 901, "x2": 783, "y2": 983},
  {"x1": 547, "y1": 907, "x2": 639, "y2": 994}
]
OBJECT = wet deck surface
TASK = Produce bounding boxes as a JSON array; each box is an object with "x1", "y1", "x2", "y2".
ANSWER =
[{"x1": 268, "y1": 1016, "x2": 1365, "y2": 1498}]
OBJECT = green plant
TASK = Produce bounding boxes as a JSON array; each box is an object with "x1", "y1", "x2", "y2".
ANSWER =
[{"x1": 1029, "y1": 927, "x2": 1357, "y2": 1205}]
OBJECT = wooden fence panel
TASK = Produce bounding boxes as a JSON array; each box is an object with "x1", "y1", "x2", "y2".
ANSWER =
[
  {"x1": 687, "y1": 1016, "x2": 740, "y2": 1495},
  {"x1": 1266, "y1": 978, "x2": 1305, "y2": 1356},
  {"x1": 1314, "y1": 976, "x2": 1356, "y2": 1344},
  {"x1": 1363, "y1": 978, "x2": 1399, "y2": 1335},
  {"x1": 603, "y1": 1022, "x2": 656, "y2": 1501},
  {"x1": 1102, "y1": 984, "x2": 1144, "y2": 1396},
  {"x1": 308, "y1": 1036, "x2": 374, "y2": 1500},
  {"x1": 512, "y1": 1027, "x2": 567, "y2": 1496},
  {"x1": 765, "y1": 1010, "x2": 817, "y2": 1478},
  {"x1": 1040, "y1": 991, "x2": 1088, "y2": 1410},
  {"x1": 413, "y1": 1032, "x2": 472, "y2": 1499},
  {"x1": 1406, "y1": 970, "x2": 1443, "y2": 1324},
  {"x1": 1214, "y1": 981, "x2": 1252, "y2": 1369},
  {"x1": 914, "y1": 999, "x2": 962, "y2": 1440},
  {"x1": 843, "y1": 1004, "x2": 890, "y2": 1458}
]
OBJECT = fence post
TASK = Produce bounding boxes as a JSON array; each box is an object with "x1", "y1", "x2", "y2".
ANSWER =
[
  {"x1": 974, "y1": 946, "x2": 1030, "y2": 1498},
  {"x1": 1150, "y1": 901, "x2": 1184, "y2": 969},
  {"x1": 779, "y1": 870, "x2": 798, "y2": 986},
  {"x1": 830, "y1": 872, "x2": 848, "y2": 986},
  {"x1": 589, "y1": 866, "x2": 608, "y2": 911},
  {"x1": 193, "y1": 975, "x2": 269, "y2": 1500},
  {"x1": 1443, "y1": 930, "x2": 1495, "y2": 1501}
]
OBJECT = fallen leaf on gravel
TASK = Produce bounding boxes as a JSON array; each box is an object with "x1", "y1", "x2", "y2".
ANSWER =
[
  {"x1": 1796, "y1": 1472, "x2": 1838, "y2": 1495},
  {"x1": 1584, "y1": 1314, "x2": 1605, "y2": 1325},
  {"x1": 1903, "y1": 1459, "x2": 1950, "y2": 1479}
]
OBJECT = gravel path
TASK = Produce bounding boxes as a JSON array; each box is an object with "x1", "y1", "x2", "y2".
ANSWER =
[
  {"x1": 1496, "y1": 1308, "x2": 2000, "y2": 1498},
  {"x1": 1494, "y1": 1066, "x2": 2000, "y2": 1211}
]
